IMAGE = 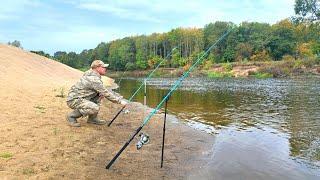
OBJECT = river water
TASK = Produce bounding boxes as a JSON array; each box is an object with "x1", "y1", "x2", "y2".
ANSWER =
[{"x1": 116, "y1": 77, "x2": 320, "y2": 179}]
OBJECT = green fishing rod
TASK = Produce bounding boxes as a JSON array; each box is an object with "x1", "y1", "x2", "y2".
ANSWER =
[
  {"x1": 107, "y1": 47, "x2": 178, "y2": 127},
  {"x1": 106, "y1": 27, "x2": 233, "y2": 169}
]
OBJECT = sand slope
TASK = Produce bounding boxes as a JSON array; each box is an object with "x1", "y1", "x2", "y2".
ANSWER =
[
  {"x1": 0, "y1": 44, "x2": 214, "y2": 179},
  {"x1": 0, "y1": 44, "x2": 80, "y2": 90}
]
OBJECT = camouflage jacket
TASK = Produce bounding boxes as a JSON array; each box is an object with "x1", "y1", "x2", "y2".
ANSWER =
[{"x1": 67, "y1": 70, "x2": 121, "y2": 103}]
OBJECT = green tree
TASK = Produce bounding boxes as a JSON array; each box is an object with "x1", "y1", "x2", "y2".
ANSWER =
[
  {"x1": 134, "y1": 35, "x2": 149, "y2": 69},
  {"x1": 8, "y1": 40, "x2": 22, "y2": 49},
  {"x1": 108, "y1": 37, "x2": 136, "y2": 70},
  {"x1": 235, "y1": 43, "x2": 253, "y2": 61},
  {"x1": 30, "y1": 50, "x2": 51, "y2": 58},
  {"x1": 54, "y1": 51, "x2": 80, "y2": 68},
  {"x1": 311, "y1": 41, "x2": 320, "y2": 56},
  {"x1": 171, "y1": 48, "x2": 181, "y2": 67},
  {"x1": 78, "y1": 49, "x2": 93, "y2": 67},
  {"x1": 125, "y1": 62, "x2": 136, "y2": 70},
  {"x1": 203, "y1": 21, "x2": 234, "y2": 62},
  {"x1": 223, "y1": 47, "x2": 235, "y2": 62},
  {"x1": 95, "y1": 42, "x2": 110, "y2": 62},
  {"x1": 54, "y1": 51, "x2": 67, "y2": 62},
  {"x1": 267, "y1": 20, "x2": 297, "y2": 60},
  {"x1": 294, "y1": 0, "x2": 320, "y2": 22},
  {"x1": 237, "y1": 22, "x2": 271, "y2": 54}
]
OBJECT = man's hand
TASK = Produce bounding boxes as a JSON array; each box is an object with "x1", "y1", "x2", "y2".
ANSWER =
[
  {"x1": 120, "y1": 99, "x2": 129, "y2": 105},
  {"x1": 99, "y1": 94, "x2": 105, "y2": 101}
]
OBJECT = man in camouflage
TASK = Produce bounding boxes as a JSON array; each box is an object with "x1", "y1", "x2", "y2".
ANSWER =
[{"x1": 66, "y1": 60, "x2": 128, "y2": 127}]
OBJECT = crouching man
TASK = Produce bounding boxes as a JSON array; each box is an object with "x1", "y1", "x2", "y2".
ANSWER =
[{"x1": 66, "y1": 60, "x2": 128, "y2": 127}]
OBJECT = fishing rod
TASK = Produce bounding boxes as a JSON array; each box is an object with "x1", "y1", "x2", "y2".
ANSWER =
[
  {"x1": 107, "y1": 47, "x2": 178, "y2": 127},
  {"x1": 161, "y1": 94, "x2": 169, "y2": 168},
  {"x1": 106, "y1": 27, "x2": 233, "y2": 169}
]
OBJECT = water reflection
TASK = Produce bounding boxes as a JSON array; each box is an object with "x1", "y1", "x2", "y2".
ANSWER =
[{"x1": 116, "y1": 77, "x2": 320, "y2": 176}]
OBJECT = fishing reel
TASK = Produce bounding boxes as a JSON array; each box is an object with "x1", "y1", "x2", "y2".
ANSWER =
[
  {"x1": 136, "y1": 132, "x2": 150, "y2": 150},
  {"x1": 123, "y1": 109, "x2": 130, "y2": 114}
]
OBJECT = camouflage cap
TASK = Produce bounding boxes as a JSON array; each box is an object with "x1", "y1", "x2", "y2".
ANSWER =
[{"x1": 91, "y1": 60, "x2": 109, "y2": 69}]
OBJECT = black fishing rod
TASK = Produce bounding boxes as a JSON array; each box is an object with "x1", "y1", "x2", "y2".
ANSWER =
[
  {"x1": 107, "y1": 47, "x2": 178, "y2": 127},
  {"x1": 161, "y1": 94, "x2": 169, "y2": 168},
  {"x1": 106, "y1": 27, "x2": 233, "y2": 169}
]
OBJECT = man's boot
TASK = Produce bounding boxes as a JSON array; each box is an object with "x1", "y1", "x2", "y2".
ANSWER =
[
  {"x1": 66, "y1": 110, "x2": 82, "y2": 127},
  {"x1": 87, "y1": 113, "x2": 106, "y2": 125}
]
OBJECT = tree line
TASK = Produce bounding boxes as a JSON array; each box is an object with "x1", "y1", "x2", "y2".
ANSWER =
[
  {"x1": 28, "y1": 0, "x2": 320, "y2": 71},
  {"x1": 47, "y1": 20, "x2": 318, "y2": 71}
]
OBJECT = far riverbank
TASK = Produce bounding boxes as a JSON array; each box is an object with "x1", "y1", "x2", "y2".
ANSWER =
[{"x1": 107, "y1": 60, "x2": 320, "y2": 79}]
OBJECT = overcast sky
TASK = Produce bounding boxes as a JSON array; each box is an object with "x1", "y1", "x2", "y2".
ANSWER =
[{"x1": 0, "y1": 0, "x2": 295, "y2": 55}]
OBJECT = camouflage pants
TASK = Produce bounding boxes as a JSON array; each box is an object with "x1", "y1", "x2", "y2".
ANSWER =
[{"x1": 67, "y1": 96, "x2": 101, "y2": 116}]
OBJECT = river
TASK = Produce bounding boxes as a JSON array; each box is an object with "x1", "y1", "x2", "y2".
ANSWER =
[{"x1": 115, "y1": 77, "x2": 320, "y2": 179}]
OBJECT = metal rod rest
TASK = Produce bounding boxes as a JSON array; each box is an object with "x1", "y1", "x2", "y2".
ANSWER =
[{"x1": 161, "y1": 95, "x2": 169, "y2": 168}]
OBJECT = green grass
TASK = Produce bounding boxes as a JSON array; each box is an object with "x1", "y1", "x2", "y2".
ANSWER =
[
  {"x1": 22, "y1": 168, "x2": 35, "y2": 175},
  {"x1": 54, "y1": 87, "x2": 65, "y2": 98},
  {"x1": 207, "y1": 71, "x2": 224, "y2": 78},
  {"x1": 153, "y1": 71, "x2": 165, "y2": 77},
  {"x1": 0, "y1": 152, "x2": 13, "y2": 159},
  {"x1": 207, "y1": 71, "x2": 234, "y2": 78},
  {"x1": 34, "y1": 105, "x2": 45, "y2": 110},
  {"x1": 34, "y1": 105, "x2": 46, "y2": 113},
  {"x1": 53, "y1": 127, "x2": 60, "y2": 135},
  {"x1": 252, "y1": 72, "x2": 273, "y2": 79}
]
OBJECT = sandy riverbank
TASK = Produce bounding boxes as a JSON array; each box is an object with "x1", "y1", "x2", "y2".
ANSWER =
[{"x1": 0, "y1": 44, "x2": 215, "y2": 179}]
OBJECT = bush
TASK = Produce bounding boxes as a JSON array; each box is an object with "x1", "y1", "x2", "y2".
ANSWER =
[
  {"x1": 259, "y1": 65, "x2": 289, "y2": 78},
  {"x1": 293, "y1": 59, "x2": 303, "y2": 69},
  {"x1": 250, "y1": 50, "x2": 272, "y2": 61},
  {"x1": 148, "y1": 56, "x2": 163, "y2": 68},
  {"x1": 292, "y1": 67, "x2": 305, "y2": 75},
  {"x1": 297, "y1": 42, "x2": 313, "y2": 58},
  {"x1": 281, "y1": 59, "x2": 295, "y2": 69},
  {"x1": 183, "y1": 63, "x2": 191, "y2": 71},
  {"x1": 301, "y1": 57, "x2": 317, "y2": 68},
  {"x1": 311, "y1": 41, "x2": 320, "y2": 57},
  {"x1": 125, "y1": 62, "x2": 136, "y2": 71},
  {"x1": 282, "y1": 55, "x2": 295, "y2": 62},
  {"x1": 222, "y1": 62, "x2": 233, "y2": 71},
  {"x1": 203, "y1": 60, "x2": 213, "y2": 70},
  {"x1": 136, "y1": 60, "x2": 148, "y2": 70}
]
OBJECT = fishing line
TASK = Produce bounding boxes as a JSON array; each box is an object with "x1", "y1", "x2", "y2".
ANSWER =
[
  {"x1": 140, "y1": 28, "x2": 232, "y2": 127},
  {"x1": 106, "y1": 27, "x2": 233, "y2": 169},
  {"x1": 116, "y1": 68, "x2": 128, "y2": 91},
  {"x1": 108, "y1": 46, "x2": 178, "y2": 126}
]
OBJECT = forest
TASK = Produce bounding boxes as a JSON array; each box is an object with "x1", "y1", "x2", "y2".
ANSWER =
[{"x1": 29, "y1": 0, "x2": 320, "y2": 72}]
